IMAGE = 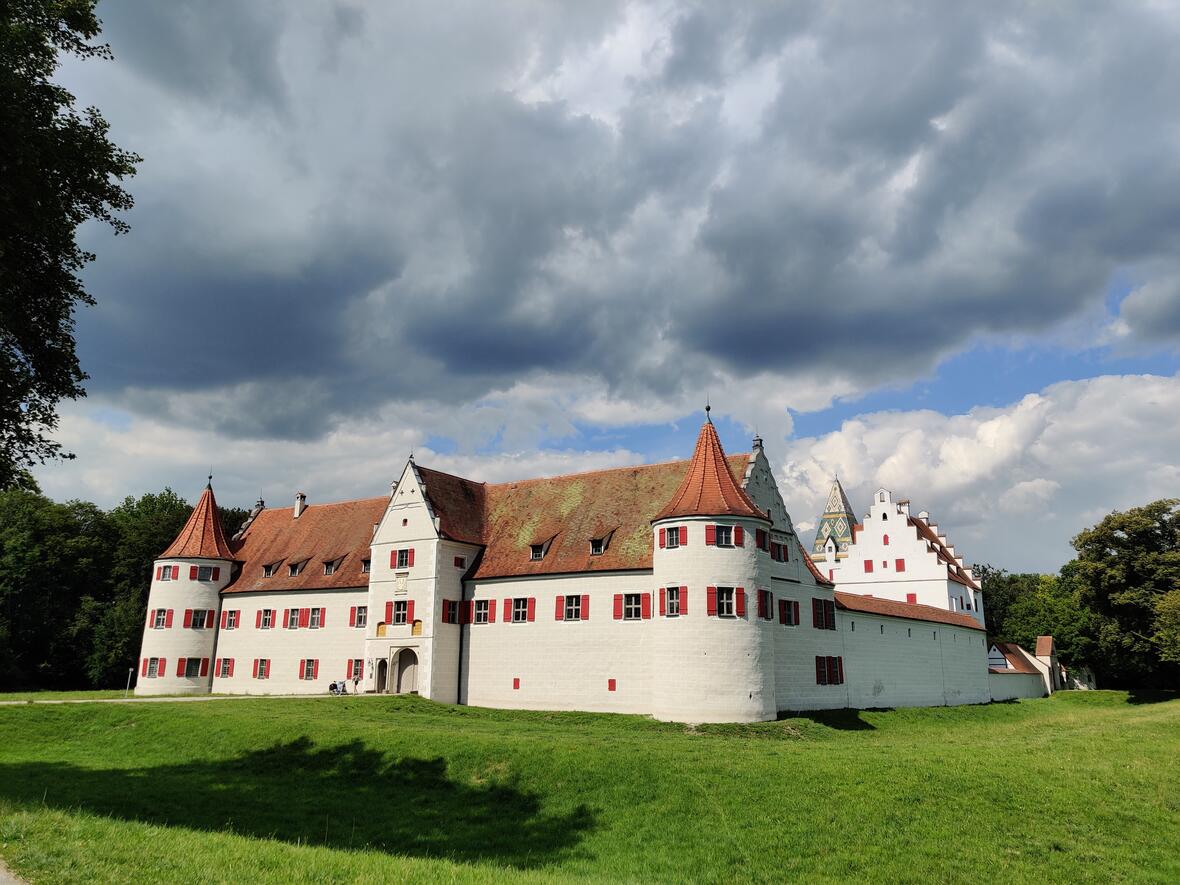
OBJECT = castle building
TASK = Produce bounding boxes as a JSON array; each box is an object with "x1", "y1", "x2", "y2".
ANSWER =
[
  {"x1": 812, "y1": 480, "x2": 985, "y2": 626},
  {"x1": 137, "y1": 413, "x2": 991, "y2": 722}
]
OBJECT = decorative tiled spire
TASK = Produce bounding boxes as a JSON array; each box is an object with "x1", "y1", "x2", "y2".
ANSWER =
[
  {"x1": 811, "y1": 477, "x2": 856, "y2": 562},
  {"x1": 160, "y1": 482, "x2": 234, "y2": 559},
  {"x1": 654, "y1": 417, "x2": 766, "y2": 521}
]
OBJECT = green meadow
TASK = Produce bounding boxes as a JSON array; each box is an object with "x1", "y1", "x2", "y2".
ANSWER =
[{"x1": 0, "y1": 691, "x2": 1176, "y2": 883}]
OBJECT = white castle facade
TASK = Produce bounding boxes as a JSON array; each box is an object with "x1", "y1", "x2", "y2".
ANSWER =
[{"x1": 136, "y1": 414, "x2": 1009, "y2": 722}]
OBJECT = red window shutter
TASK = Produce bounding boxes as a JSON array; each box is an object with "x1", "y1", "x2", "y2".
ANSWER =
[
  {"x1": 735, "y1": 526, "x2": 744, "y2": 547},
  {"x1": 812, "y1": 598, "x2": 822, "y2": 628},
  {"x1": 320, "y1": 607, "x2": 326, "y2": 627},
  {"x1": 659, "y1": 588, "x2": 666, "y2": 617},
  {"x1": 896, "y1": 558, "x2": 906, "y2": 573},
  {"x1": 407, "y1": 601, "x2": 415, "y2": 622},
  {"x1": 883, "y1": 534, "x2": 889, "y2": 546},
  {"x1": 864, "y1": 559, "x2": 874, "y2": 573},
  {"x1": 171, "y1": 565, "x2": 179, "y2": 580},
  {"x1": 503, "y1": 598, "x2": 511, "y2": 622},
  {"x1": 407, "y1": 548, "x2": 415, "y2": 567},
  {"x1": 793, "y1": 601, "x2": 800, "y2": 624},
  {"x1": 581, "y1": 594, "x2": 590, "y2": 619},
  {"x1": 707, "y1": 586, "x2": 717, "y2": 616},
  {"x1": 779, "y1": 599, "x2": 787, "y2": 624},
  {"x1": 212, "y1": 567, "x2": 220, "y2": 580},
  {"x1": 162, "y1": 609, "x2": 172, "y2": 628},
  {"x1": 189, "y1": 565, "x2": 198, "y2": 580},
  {"x1": 283, "y1": 608, "x2": 289, "y2": 627},
  {"x1": 658, "y1": 527, "x2": 666, "y2": 548},
  {"x1": 299, "y1": 659, "x2": 305, "y2": 678},
  {"x1": 349, "y1": 606, "x2": 356, "y2": 627},
  {"x1": 826, "y1": 600, "x2": 836, "y2": 630},
  {"x1": 215, "y1": 658, "x2": 221, "y2": 676},
  {"x1": 613, "y1": 594, "x2": 623, "y2": 620},
  {"x1": 183, "y1": 609, "x2": 193, "y2": 628},
  {"x1": 220, "y1": 610, "x2": 228, "y2": 629},
  {"x1": 390, "y1": 550, "x2": 397, "y2": 568},
  {"x1": 200, "y1": 658, "x2": 209, "y2": 677},
  {"x1": 227, "y1": 658, "x2": 234, "y2": 676},
  {"x1": 555, "y1": 596, "x2": 565, "y2": 620},
  {"x1": 906, "y1": 593, "x2": 917, "y2": 604},
  {"x1": 461, "y1": 601, "x2": 472, "y2": 624},
  {"x1": 827, "y1": 657, "x2": 838, "y2": 685},
  {"x1": 757, "y1": 591, "x2": 766, "y2": 619},
  {"x1": 489, "y1": 599, "x2": 497, "y2": 622},
  {"x1": 385, "y1": 601, "x2": 393, "y2": 623},
  {"x1": 256, "y1": 609, "x2": 263, "y2": 628},
  {"x1": 177, "y1": 658, "x2": 186, "y2": 677},
  {"x1": 347, "y1": 659, "x2": 354, "y2": 679},
  {"x1": 155, "y1": 565, "x2": 161, "y2": 580},
  {"x1": 141, "y1": 658, "x2": 148, "y2": 676},
  {"x1": 526, "y1": 598, "x2": 535, "y2": 621},
  {"x1": 158, "y1": 657, "x2": 165, "y2": 674},
  {"x1": 512, "y1": 677, "x2": 520, "y2": 690},
  {"x1": 357, "y1": 660, "x2": 364, "y2": 679},
  {"x1": 299, "y1": 608, "x2": 310, "y2": 628},
  {"x1": 736, "y1": 587, "x2": 746, "y2": 617},
  {"x1": 147, "y1": 608, "x2": 154, "y2": 628},
  {"x1": 608, "y1": 678, "x2": 616, "y2": 692},
  {"x1": 705, "y1": 524, "x2": 716, "y2": 546},
  {"x1": 680, "y1": 525, "x2": 688, "y2": 545},
  {"x1": 641, "y1": 593, "x2": 652, "y2": 619},
  {"x1": 756, "y1": 529, "x2": 765, "y2": 549},
  {"x1": 815, "y1": 656, "x2": 826, "y2": 685},
  {"x1": 680, "y1": 588, "x2": 687, "y2": 615},
  {"x1": 253, "y1": 659, "x2": 259, "y2": 678},
  {"x1": 837, "y1": 657, "x2": 845, "y2": 684}
]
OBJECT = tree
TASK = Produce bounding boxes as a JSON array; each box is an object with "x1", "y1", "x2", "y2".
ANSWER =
[
  {"x1": 0, "y1": 0, "x2": 139, "y2": 487},
  {"x1": 972, "y1": 563, "x2": 1042, "y2": 640}
]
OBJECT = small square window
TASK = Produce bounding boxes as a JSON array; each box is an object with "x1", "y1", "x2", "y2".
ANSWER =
[
  {"x1": 454, "y1": 555, "x2": 467, "y2": 569},
  {"x1": 191, "y1": 610, "x2": 209, "y2": 630},
  {"x1": 159, "y1": 567, "x2": 172, "y2": 582},
  {"x1": 185, "y1": 658, "x2": 202, "y2": 678},
  {"x1": 512, "y1": 598, "x2": 529, "y2": 622},
  {"x1": 393, "y1": 601, "x2": 408, "y2": 625},
  {"x1": 715, "y1": 526, "x2": 733, "y2": 546},
  {"x1": 197, "y1": 565, "x2": 213, "y2": 581},
  {"x1": 530, "y1": 544, "x2": 545, "y2": 561},
  {"x1": 623, "y1": 593, "x2": 642, "y2": 621},
  {"x1": 474, "y1": 600, "x2": 490, "y2": 624},
  {"x1": 564, "y1": 595, "x2": 582, "y2": 620},
  {"x1": 361, "y1": 559, "x2": 371, "y2": 574},
  {"x1": 716, "y1": 587, "x2": 735, "y2": 617},
  {"x1": 355, "y1": 605, "x2": 368, "y2": 628},
  {"x1": 666, "y1": 587, "x2": 681, "y2": 617},
  {"x1": 590, "y1": 538, "x2": 604, "y2": 556}
]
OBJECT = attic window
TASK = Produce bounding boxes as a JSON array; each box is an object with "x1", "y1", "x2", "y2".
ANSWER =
[
  {"x1": 361, "y1": 559, "x2": 371, "y2": 574},
  {"x1": 590, "y1": 538, "x2": 605, "y2": 556},
  {"x1": 530, "y1": 544, "x2": 545, "y2": 561},
  {"x1": 262, "y1": 562, "x2": 281, "y2": 578},
  {"x1": 323, "y1": 557, "x2": 343, "y2": 576},
  {"x1": 288, "y1": 560, "x2": 306, "y2": 577}
]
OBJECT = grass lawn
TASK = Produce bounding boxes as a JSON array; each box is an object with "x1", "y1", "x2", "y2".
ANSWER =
[
  {"x1": 0, "y1": 690, "x2": 133, "y2": 703},
  {"x1": 0, "y1": 692, "x2": 1176, "y2": 883}
]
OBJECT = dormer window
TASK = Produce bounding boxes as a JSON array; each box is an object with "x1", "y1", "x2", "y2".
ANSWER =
[
  {"x1": 590, "y1": 538, "x2": 604, "y2": 556},
  {"x1": 361, "y1": 558, "x2": 371, "y2": 573},
  {"x1": 530, "y1": 544, "x2": 545, "y2": 561},
  {"x1": 288, "y1": 560, "x2": 306, "y2": 577},
  {"x1": 323, "y1": 557, "x2": 343, "y2": 576},
  {"x1": 262, "y1": 562, "x2": 281, "y2": 578}
]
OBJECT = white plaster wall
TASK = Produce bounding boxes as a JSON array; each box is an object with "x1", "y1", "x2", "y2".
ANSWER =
[
  {"x1": 137, "y1": 557, "x2": 232, "y2": 696},
  {"x1": 770, "y1": 579, "x2": 850, "y2": 711},
  {"x1": 210, "y1": 588, "x2": 368, "y2": 694},
  {"x1": 839, "y1": 611, "x2": 990, "y2": 709},
  {"x1": 988, "y1": 671, "x2": 1046, "y2": 701}
]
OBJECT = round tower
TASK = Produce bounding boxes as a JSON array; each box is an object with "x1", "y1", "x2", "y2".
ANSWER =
[
  {"x1": 136, "y1": 481, "x2": 235, "y2": 696},
  {"x1": 650, "y1": 411, "x2": 775, "y2": 723}
]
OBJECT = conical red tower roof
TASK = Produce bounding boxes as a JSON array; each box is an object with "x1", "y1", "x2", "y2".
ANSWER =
[
  {"x1": 160, "y1": 483, "x2": 234, "y2": 559},
  {"x1": 654, "y1": 415, "x2": 767, "y2": 521}
]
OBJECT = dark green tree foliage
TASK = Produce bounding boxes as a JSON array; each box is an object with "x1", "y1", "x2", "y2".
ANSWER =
[
  {"x1": 972, "y1": 563, "x2": 1037, "y2": 639},
  {"x1": 0, "y1": 488, "x2": 114, "y2": 688},
  {"x1": 0, "y1": 0, "x2": 139, "y2": 487}
]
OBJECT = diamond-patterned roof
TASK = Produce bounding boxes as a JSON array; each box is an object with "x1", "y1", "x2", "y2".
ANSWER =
[{"x1": 811, "y1": 477, "x2": 856, "y2": 561}]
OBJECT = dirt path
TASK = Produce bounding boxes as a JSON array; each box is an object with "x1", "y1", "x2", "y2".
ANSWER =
[{"x1": 0, "y1": 858, "x2": 26, "y2": 885}]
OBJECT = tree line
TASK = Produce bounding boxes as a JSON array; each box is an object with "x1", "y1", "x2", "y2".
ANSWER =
[
  {"x1": 0, "y1": 486, "x2": 246, "y2": 690},
  {"x1": 977, "y1": 498, "x2": 1179, "y2": 689}
]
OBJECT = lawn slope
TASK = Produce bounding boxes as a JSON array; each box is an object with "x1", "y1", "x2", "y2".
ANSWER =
[{"x1": 0, "y1": 692, "x2": 1176, "y2": 883}]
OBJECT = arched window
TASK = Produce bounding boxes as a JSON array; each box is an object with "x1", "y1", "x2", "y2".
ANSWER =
[
  {"x1": 881, "y1": 511, "x2": 888, "y2": 520},
  {"x1": 883, "y1": 534, "x2": 889, "y2": 546},
  {"x1": 879, "y1": 491, "x2": 886, "y2": 503}
]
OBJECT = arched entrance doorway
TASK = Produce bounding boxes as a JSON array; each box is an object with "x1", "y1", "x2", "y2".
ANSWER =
[
  {"x1": 375, "y1": 659, "x2": 388, "y2": 694},
  {"x1": 395, "y1": 648, "x2": 418, "y2": 695}
]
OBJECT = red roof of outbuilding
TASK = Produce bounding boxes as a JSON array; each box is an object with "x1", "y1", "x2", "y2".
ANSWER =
[
  {"x1": 160, "y1": 484, "x2": 233, "y2": 560},
  {"x1": 653, "y1": 419, "x2": 766, "y2": 522},
  {"x1": 834, "y1": 591, "x2": 984, "y2": 631},
  {"x1": 990, "y1": 642, "x2": 1041, "y2": 674},
  {"x1": 1035, "y1": 635, "x2": 1055, "y2": 657}
]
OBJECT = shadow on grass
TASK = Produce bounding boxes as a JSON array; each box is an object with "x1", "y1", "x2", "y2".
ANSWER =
[
  {"x1": 784, "y1": 708, "x2": 886, "y2": 730},
  {"x1": 1124, "y1": 689, "x2": 1180, "y2": 705},
  {"x1": 0, "y1": 736, "x2": 595, "y2": 868}
]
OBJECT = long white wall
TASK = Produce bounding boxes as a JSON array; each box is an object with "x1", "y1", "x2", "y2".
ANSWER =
[{"x1": 988, "y1": 671, "x2": 1047, "y2": 701}]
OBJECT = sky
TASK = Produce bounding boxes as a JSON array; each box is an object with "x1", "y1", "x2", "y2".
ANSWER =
[{"x1": 34, "y1": 0, "x2": 1180, "y2": 573}]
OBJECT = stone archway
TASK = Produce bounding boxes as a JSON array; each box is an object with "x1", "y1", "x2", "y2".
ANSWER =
[
  {"x1": 395, "y1": 648, "x2": 418, "y2": 695},
  {"x1": 375, "y1": 658, "x2": 388, "y2": 694}
]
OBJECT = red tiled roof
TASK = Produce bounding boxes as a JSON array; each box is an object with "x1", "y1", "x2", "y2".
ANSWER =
[
  {"x1": 908, "y1": 517, "x2": 981, "y2": 591},
  {"x1": 222, "y1": 497, "x2": 387, "y2": 594},
  {"x1": 415, "y1": 465, "x2": 487, "y2": 544},
  {"x1": 160, "y1": 484, "x2": 233, "y2": 560},
  {"x1": 991, "y1": 642, "x2": 1040, "y2": 674},
  {"x1": 802, "y1": 550, "x2": 834, "y2": 587},
  {"x1": 653, "y1": 420, "x2": 766, "y2": 521},
  {"x1": 834, "y1": 591, "x2": 984, "y2": 631},
  {"x1": 1035, "y1": 635, "x2": 1054, "y2": 657}
]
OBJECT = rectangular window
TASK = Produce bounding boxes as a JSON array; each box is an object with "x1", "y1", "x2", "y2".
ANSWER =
[
  {"x1": 714, "y1": 525, "x2": 733, "y2": 546},
  {"x1": 289, "y1": 561, "x2": 307, "y2": 577},
  {"x1": 564, "y1": 595, "x2": 582, "y2": 620},
  {"x1": 263, "y1": 562, "x2": 278, "y2": 578},
  {"x1": 147, "y1": 657, "x2": 160, "y2": 678},
  {"x1": 779, "y1": 599, "x2": 800, "y2": 626},
  {"x1": 590, "y1": 538, "x2": 604, "y2": 555},
  {"x1": 351, "y1": 659, "x2": 363, "y2": 680},
  {"x1": 185, "y1": 658, "x2": 201, "y2": 678},
  {"x1": 623, "y1": 593, "x2": 642, "y2": 621},
  {"x1": 442, "y1": 600, "x2": 457, "y2": 624},
  {"x1": 260, "y1": 609, "x2": 273, "y2": 629},
  {"x1": 666, "y1": 526, "x2": 680, "y2": 549},
  {"x1": 666, "y1": 586, "x2": 681, "y2": 617},
  {"x1": 217, "y1": 658, "x2": 232, "y2": 678},
  {"x1": 863, "y1": 559, "x2": 874, "y2": 573},
  {"x1": 454, "y1": 555, "x2": 467, "y2": 569},
  {"x1": 309, "y1": 608, "x2": 322, "y2": 629},
  {"x1": 323, "y1": 559, "x2": 337, "y2": 576},
  {"x1": 153, "y1": 609, "x2": 167, "y2": 629},
  {"x1": 191, "y1": 609, "x2": 209, "y2": 630},
  {"x1": 512, "y1": 598, "x2": 529, "y2": 623},
  {"x1": 255, "y1": 658, "x2": 270, "y2": 680},
  {"x1": 287, "y1": 609, "x2": 300, "y2": 629},
  {"x1": 815, "y1": 656, "x2": 846, "y2": 685},
  {"x1": 716, "y1": 587, "x2": 735, "y2": 617},
  {"x1": 529, "y1": 544, "x2": 545, "y2": 561},
  {"x1": 397, "y1": 549, "x2": 410, "y2": 568},
  {"x1": 393, "y1": 601, "x2": 408, "y2": 625},
  {"x1": 895, "y1": 558, "x2": 906, "y2": 572},
  {"x1": 475, "y1": 599, "x2": 490, "y2": 624},
  {"x1": 197, "y1": 565, "x2": 213, "y2": 581},
  {"x1": 225, "y1": 610, "x2": 239, "y2": 629},
  {"x1": 355, "y1": 605, "x2": 367, "y2": 628},
  {"x1": 159, "y1": 566, "x2": 172, "y2": 582},
  {"x1": 302, "y1": 659, "x2": 317, "y2": 680},
  {"x1": 361, "y1": 559, "x2": 371, "y2": 574}
]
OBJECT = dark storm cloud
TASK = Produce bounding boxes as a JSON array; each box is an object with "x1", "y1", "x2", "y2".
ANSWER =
[{"x1": 68, "y1": 1, "x2": 1180, "y2": 439}]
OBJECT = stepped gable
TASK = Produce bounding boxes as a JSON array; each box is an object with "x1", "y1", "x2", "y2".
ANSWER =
[
  {"x1": 652, "y1": 417, "x2": 766, "y2": 522},
  {"x1": 470, "y1": 454, "x2": 752, "y2": 579},
  {"x1": 834, "y1": 591, "x2": 984, "y2": 631},
  {"x1": 160, "y1": 483, "x2": 233, "y2": 560},
  {"x1": 811, "y1": 477, "x2": 856, "y2": 562},
  {"x1": 908, "y1": 516, "x2": 981, "y2": 591},
  {"x1": 222, "y1": 497, "x2": 387, "y2": 594}
]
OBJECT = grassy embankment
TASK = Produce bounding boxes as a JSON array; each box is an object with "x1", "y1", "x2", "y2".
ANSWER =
[{"x1": 0, "y1": 691, "x2": 1176, "y2": 883}]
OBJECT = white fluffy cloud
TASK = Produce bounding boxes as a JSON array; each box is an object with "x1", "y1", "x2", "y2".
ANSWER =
[{"x1": 777, "y1": 373, "x2": 1180, "y2": 572}]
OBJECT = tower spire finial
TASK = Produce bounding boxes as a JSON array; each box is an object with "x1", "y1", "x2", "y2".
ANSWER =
[{"x1": 705, "y1": 394, "x2": 712, "y2": 423}]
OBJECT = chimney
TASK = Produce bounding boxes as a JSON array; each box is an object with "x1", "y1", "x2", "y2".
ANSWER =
[{"x1": 294, "y1": 492, "x2": 307, "y2": 518}]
